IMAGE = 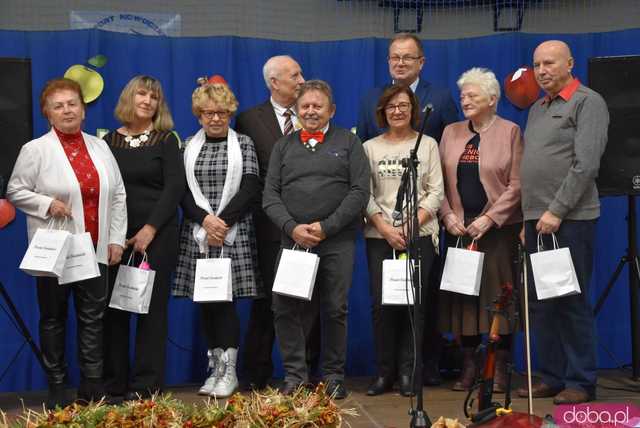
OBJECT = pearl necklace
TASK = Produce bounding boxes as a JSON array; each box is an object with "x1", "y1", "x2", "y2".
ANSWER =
[
  {"x1": 474, "y1": 115, "x2": 497, "y2": 133},
  {"x1": 124, "y1": 129, "x2": 151, "y2": 148}
]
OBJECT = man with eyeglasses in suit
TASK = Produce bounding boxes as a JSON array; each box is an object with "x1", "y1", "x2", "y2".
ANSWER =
[{"x1": 357, "y1": 33, "x2": 458, "y2": 144}]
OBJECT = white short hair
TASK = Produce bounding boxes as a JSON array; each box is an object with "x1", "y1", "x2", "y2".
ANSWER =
[
  {"x1": 457, "y1": 67, "x2": 501, "y2": 102},
  {"x1": 262, "y1": 55, "x2": 294, "y2": 90}
]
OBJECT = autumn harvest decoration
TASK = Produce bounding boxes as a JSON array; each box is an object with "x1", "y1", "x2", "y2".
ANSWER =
[{"x1": 1, "y1": 383, "x2": 358, "y2": 428}]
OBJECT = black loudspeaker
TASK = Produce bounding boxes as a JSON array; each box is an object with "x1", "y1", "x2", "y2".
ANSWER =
[
  {"x1": 588, "y1": 55, "x2": 640, "y2": 197},
  {"x1": 0, "y1": 58, "x2": 33, "y2": 195}
]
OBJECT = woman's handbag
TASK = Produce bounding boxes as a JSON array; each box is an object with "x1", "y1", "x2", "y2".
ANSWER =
[
  {"x1": 19, "y1": 217, "x2": 71, "y2": 278},
  {"x1": 529, "y1": 233, "x2": 581, "y2": 300},
  {"x1": 440, "y1": 237, "x2": 484, "y2": 296},
  {"x1": 272, "y1": 245, "x2": 319, "y2": 301},
  {"x1": 382, "y1": 250, "x2": 418, "y2": 305},
  {"x1": 58, "y1": 230, "x2": 100, "y2": 285},
  {"x1": 109, "y1": 252, "x2": 156, "y2": 314},
  {"x1": 192, "y1": 248, "x2": 233, "y2": 302}
]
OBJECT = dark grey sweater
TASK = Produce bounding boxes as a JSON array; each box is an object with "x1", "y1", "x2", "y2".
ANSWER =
[
  {"x1": 263, "y1": 125, "x2": 370, "y2": 239},
  {"x1": 521, "y1": 83, "x2": 609, "y2": 221}
]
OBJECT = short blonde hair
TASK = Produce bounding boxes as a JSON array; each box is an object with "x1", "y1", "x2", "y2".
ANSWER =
[
  {"x1": 191, "y1": 83, "x2": 239, "y2": 117},
  {"x1": 114, "y1": 75, "x2": 174, "y2": 131},
  {"x1": 457, "y1": 67, "x2": 501, "y2": 103}
]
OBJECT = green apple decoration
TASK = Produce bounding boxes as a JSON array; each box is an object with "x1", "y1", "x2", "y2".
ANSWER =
[{"x1": 63, "y1": 55, "x2": 107, "y2": 103}]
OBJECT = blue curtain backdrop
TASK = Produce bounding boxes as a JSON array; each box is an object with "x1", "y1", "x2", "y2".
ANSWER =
[{"x1": 0, "y1": 28, "x2": 639, "y2": 392}]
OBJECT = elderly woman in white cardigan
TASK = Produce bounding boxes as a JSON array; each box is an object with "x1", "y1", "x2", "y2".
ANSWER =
[{"x1": 7, "y1": 78, "x2": 127, "y2": 409}]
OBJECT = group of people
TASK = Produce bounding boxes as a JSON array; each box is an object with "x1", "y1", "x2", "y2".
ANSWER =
[{"x1": 7, "y1": 33, "x2": 608, "y2": 409}]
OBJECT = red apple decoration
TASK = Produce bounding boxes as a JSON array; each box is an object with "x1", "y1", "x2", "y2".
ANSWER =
[
  {"x1": 504, "y1": 67, "x2": 540, "y2": 109},
  {"x1": 207, "y1": 75, "x2": 228, "y2": 85},
  {"x1": 0, "y1": 198, "x2": 16, "y2": 228}
]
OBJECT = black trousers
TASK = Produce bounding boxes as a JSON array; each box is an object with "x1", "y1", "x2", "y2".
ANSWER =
[
  {"x1": 242, "y1": 239, "x2": 280, "y2": 383},
  {"x1": 103, "y1": 249, "x2": 172, "y2": 395},
  {"x1": 423, "y1": 244, "x2": 443, "y2": 365},
  {"x1": 273, "y1": 235, "x2": 355, "y2": 384},
  {"x1": 36, "y1": 264, "x2": 108, "y2": 385},
  {"x1": 366, "y1": 237, "x2": 435, "y2": 379},
  {"x1": 201, "y1": 301, "x2": 240, "y2": 350}
]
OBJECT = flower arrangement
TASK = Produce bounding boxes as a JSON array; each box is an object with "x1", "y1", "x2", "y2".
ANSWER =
[{"x1": 1, "y1": 383, "x2": 358, "y2": 428}]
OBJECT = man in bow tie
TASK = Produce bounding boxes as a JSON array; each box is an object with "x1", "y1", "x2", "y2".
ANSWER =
[
  {"x1": 235, "y1": 55, "x2": 305, "y2": 390},
  {"x1": 263, "y1": 80, "x2": 370, "y2": 399}
]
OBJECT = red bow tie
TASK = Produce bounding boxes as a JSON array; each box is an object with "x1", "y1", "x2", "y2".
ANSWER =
[{"x1": 300, "y1": 130, "x2": 325, "y2": 143}]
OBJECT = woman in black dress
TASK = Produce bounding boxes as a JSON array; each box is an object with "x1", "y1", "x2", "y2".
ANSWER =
[{"x1": 103, "y1": 75, "x2": 185, "y2": 400}]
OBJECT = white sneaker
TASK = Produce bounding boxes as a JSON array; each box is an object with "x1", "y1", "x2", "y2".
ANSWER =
[
  {"x1": 198, "y1": 348, "x2": 223, "y2": 395},
  {"x1": 211, "y1": 348, "x2": 238, "y2": 398}
]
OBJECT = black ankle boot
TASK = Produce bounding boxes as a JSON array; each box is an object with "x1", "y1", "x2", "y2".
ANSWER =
[
  {"x1": 46, "y1": 383, "x2": 71, "y2": 409},
  {"x1": 77, "y1": 378, "x2": 105, "y2": 404}
]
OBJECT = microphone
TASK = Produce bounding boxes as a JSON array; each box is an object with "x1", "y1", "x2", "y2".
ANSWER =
[
  {"x1": 392, "y1": 169, "x2": 408, "y2": 221},
  {"x1": 391, "y1": 103, "x2": 433, "y2": 222}
]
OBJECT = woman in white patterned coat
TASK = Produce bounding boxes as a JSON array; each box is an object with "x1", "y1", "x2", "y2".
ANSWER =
[{"x1": 173, "y1": 82, "x2": 262, "y2": 398}]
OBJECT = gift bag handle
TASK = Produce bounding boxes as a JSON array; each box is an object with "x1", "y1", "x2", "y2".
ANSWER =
[
  {"x1": 291, "y1": 243, "x2": 312, "y2": 253},
  {"x1": 202, "y1": 245, "x2": 226, "y2": 259},
  {"x1": 536, "y1": 232, "x2": 559, "y2": 252},
  {"x1": 46, "y1": 215, "x2": 69, "y2": 231},
  {"x1": 392, "y1": 249, "x2": 408, "y2": 260},
  {"x1": 124, "y1": 250, "x2": 149, "y2": 267},
  {"x1": 454, "y1": 237, "x2": 478, "y2": 250}
]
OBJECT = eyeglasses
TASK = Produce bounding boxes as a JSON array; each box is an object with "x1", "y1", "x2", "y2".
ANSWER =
[
  {"x1": 388, "y1": 55, "x2": 422, "y2": 64},
  {"x1": 385, "y1": 102, "x2": 411, "y2": 113},
  {"x1": 201, "y1": 110, "x2": 229, "y2": 119}
]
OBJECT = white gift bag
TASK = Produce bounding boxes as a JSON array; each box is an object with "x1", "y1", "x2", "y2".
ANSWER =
[
  {"x1": 109, "y1": 252, "x2": 156, "y2": 314},
  {"x1": 440, "y1": 238, "x2": 484, "y2": 296},
  {"x1": 20, "y1": 217, "x2": 71, "y2": 278},
  {"x1": 382, "y1": 250, "x2": 420, "y2": 305},
  {"x1": 193, "y1": 248, "x2": 233, "y2": 302},
  {"x1": 272, "y1": 245, "x2": 319, "y2": 301},
  {"x1": 59, "y1": 232, "x2": 100, "y2": 285},
  {"x1": 530, "y1": 233, "x2": 581, "y2": 300}
]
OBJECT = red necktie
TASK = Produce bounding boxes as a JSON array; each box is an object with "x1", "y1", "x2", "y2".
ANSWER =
[{"x1": 300, "y1": 130, "x2": 325, "y2": 143}]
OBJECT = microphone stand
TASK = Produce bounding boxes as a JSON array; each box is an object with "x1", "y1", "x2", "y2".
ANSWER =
[
  {"x1": 0, "y1": 280, "x2": 47, "y2": 381},
  {"x1": 0, "y1": 177, "x2": 47, "y2": 381},
  {"x1": 405, "y1": 105, "x2": 433, "y2": 428}
]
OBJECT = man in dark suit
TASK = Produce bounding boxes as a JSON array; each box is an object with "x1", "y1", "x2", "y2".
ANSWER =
[
  {"x1": 235, "y1": 55, "x2": 304, "y2": 390},
  {"x1": 356, "y1": 33, "x2": 458, "y2": 144},
  {"x1": 356, "y1": 33, "x2": 458, "y2": 386}
]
